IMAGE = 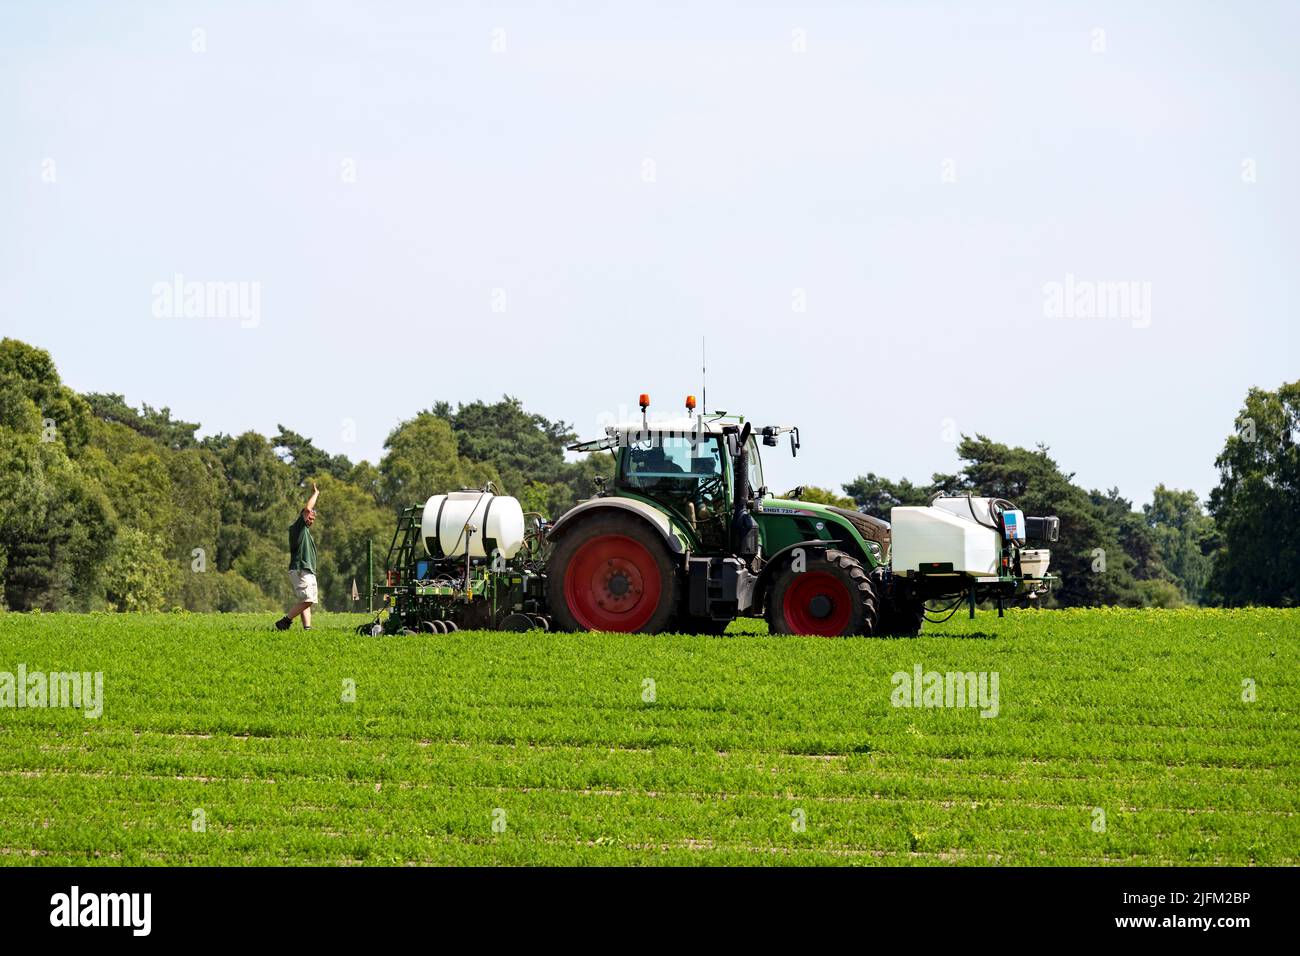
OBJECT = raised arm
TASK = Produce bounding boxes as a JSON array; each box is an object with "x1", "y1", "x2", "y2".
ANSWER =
[{"x1": 304, "y1": 480, "x2": 319, "y2": 513}]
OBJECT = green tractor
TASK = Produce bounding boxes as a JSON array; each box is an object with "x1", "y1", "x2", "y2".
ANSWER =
[{"x1": 545, "y1": 394, "x2": 1058, "y2": 636}]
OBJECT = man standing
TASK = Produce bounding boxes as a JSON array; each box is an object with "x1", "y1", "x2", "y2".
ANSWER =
[{"x1": 275, "y1": 481, "x2": 319, "y2": 631}]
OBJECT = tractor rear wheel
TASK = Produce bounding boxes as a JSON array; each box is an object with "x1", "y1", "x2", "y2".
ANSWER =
[
  {"x1": 546, "y1": 513, "x2": 680, "y2": 633},
  {"x1": 766, "y1": 549, "x2": 880, "y2": 637}
]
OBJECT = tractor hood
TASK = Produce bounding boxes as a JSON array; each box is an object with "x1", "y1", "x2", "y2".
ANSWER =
[
  {"x1": 756, "y1": 499, "x2": 888, "y2": 541},
  {"x1": 754, "y1": 498, "x2": 891, "y2": 568}
]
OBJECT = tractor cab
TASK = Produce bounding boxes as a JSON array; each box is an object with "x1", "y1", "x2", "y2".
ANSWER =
[
  {"x1": 566, "y1": 395, "x2": 802, "y2": 559},
  {"x1": 608, "y1": 419, "x2": 738, "y2": 551}
]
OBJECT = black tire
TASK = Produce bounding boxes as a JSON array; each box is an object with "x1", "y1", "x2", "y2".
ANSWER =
[
  {"x1": 545, "y1": 512, "x2": 680, "y2": 633},
  {"x1": 765, "y1": 548, "x2": 880, "y2": 636}
]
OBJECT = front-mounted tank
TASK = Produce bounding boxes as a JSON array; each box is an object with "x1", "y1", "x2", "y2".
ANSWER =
[{"x1": 420, "y1": 490, "x2": 526, "y2": 559}]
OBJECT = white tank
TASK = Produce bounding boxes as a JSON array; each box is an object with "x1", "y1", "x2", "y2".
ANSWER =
[
  {"x1": 890, "y1": 506, "x2": 1000, "y2": 577},
  {"x1": 419, "y1": 491, "x2": 526, "y2": 559}
]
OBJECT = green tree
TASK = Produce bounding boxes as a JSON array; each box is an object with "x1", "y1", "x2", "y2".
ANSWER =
[
  {"x1": 0, "y1": 429, "x2": 115, "y2": 610},
  {"x1": 272, "y1": 425, "x2": 353, "y2": 484},
  {"x1": 434, "y1": 397, "x2": 573, "y2": 490},
  {"x1": 231, "y1": 538, "x2": 295, "y2": 606},
  {"x1": 842, "y1": 473, "x2": 938, "y2": 518},
  {"x1": 1090, "y1": 488, "x2": 1165, "y2": 581},
  {"x1": 163, "y1": 446, "x2": 226, "y2": 565},
  {"x1": 379, "y1": 411, "x2": 496, "y2": 508},
  {"x1": 1144, "y1": 485, "x2": 1215, "y2": 604},
  {"x1": 1091, "y1": 487, "x2": 1184, "y2": 607},
  {"x1": 81, "y1": 419, "x2": 179, "y2": 541},
  {"x1": 0, "y1": 338, "x2": 93, "y2": 456},
  {"x1": 431, "y1": 397, "x2": 607, "y2": 517},
  {"x1": 0, "y1": 351, "x2": 116, "y2": 609},
  {"x1": 347, "y1": 460, "x2": 383, "y2": 505},
  {"x1": 102, "y1": 528, "x2": 174, "y2": 611},
  {"x1": 82, "y1": 392, "x2": 200, "y2": 450},
  {"x1": 1207, "y1": 382, "x2": 1300, "y2": 606},
  {"x1": 170, "y1": 567, "x2": 276, "y2": 612},
  {"x1": 216, "y1": 432, "x2": 299, "y2": 573}
]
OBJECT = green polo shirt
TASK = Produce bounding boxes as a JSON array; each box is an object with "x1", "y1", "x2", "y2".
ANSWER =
[{"x1": 288, "y1": 513, "x2": 317, "y2": 573}]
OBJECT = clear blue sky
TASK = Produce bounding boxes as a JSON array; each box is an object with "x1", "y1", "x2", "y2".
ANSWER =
[{"x1": 3, "y1": 1, "x2": 1296, "y2": 505}]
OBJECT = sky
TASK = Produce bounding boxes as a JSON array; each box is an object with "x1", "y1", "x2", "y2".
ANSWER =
[{"x1": 2, "y1": 1, "x2": 1296, "y2": 506}]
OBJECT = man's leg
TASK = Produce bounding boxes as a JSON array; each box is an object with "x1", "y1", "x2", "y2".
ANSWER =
[
  {"x1": 276, "y1": 601, "x2": 311, "y2": 630},
  {"x1": 298, "y1": 573, "x2": 318, "y2": 629}
]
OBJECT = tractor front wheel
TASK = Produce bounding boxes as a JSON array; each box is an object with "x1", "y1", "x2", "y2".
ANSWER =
[
  {"x1": 766, "y1": 549, "x2": 880, "y2": 636},
  {"x1": 546, "y1": 513, "x2": 680, "y2": 633}
]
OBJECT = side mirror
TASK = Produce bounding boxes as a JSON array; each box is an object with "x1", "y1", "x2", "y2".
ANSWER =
[{"x1": 790, "y1": 427, "x2": 801, "y2": 457}]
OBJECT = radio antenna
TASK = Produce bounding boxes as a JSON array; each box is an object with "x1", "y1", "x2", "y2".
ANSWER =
[{"x1": 701, "y1": 337, "x2": 707, "y2": 415}]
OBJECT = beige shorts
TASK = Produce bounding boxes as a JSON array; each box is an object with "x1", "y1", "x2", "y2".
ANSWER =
[{"x1": 289, "y1": 570, "x2": 318, "y2": 604}]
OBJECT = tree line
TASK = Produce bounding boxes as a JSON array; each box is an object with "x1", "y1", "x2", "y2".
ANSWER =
[{"x1": 0, "y1": 337, "x2": 1294, "y2": 612}]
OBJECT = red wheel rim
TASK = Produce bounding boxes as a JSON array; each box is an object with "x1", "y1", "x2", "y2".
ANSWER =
[
  {"x1": 783, "y1": 571, "x2": 853, "y2": 635},
  {"x1": 564, "y1": 534, "x2": 663, "y2": 632}
]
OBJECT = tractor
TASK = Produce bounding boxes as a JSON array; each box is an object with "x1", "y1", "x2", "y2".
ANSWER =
[
  {"x1": 544, "y1": 394, "x2": 1059, "y2": 636},
  {"x1": 361, "y1": 393, "x2": 1059, "y2": 637}
]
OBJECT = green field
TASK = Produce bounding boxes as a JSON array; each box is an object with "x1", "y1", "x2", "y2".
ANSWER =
[{"x1": 0, "y1": 608, "x2": 1296, "y2": 866}]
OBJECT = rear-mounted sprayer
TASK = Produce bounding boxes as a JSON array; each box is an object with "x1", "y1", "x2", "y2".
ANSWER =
[{"x1": 891, "y1": 493, "x2": 1059, "y2": 619}]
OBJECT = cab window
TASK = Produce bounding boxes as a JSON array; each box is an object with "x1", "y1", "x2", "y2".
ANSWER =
[{"x1": 619, "y1": 436, "x2": 729, "y2": 546}]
